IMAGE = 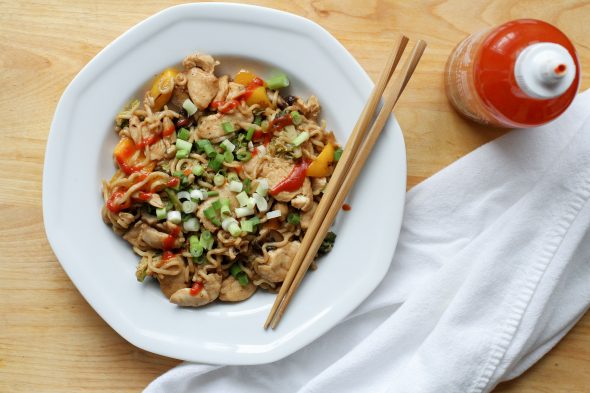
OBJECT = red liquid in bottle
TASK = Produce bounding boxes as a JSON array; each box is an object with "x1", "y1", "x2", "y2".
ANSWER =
[{"x1": 445, "y1": 19, "x2": 580, "y2": 128}]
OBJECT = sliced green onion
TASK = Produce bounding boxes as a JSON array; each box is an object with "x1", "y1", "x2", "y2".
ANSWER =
[
  {"x1": 243, "y1": 178, "x2": 251, "y2": 194},
  {"x1": 182, "y1": 200, "x2": 197, "y2": 214},
  {"x1": 254, "y1": 115, "x2": 262, "y2": 126},
  {"x1": 235, "y1": 148, "x2": 251, "y2": 161},
  {"x1": 208, "y1": 153, "x2": 225, "y2": 171},
  {"x1": 177, "y1": 127, "x2": 190, "y2": 141},
  {"x1": 220, "y1": 139, "x2": 235, "y2": 152},
  {"x1": 230, "y1": 263, "x2": 242, "y2": 277},
  {"x1": 222, "y1": 217, "x2": 238, "y2": 231},
  {"x1": 236, "y1": 191, "x2": 249, "y2": 207},
  {"x1": 228, "y1": 222, "x2": 242, "y2": 237},
  {"x1": 292, "y1": 131, "x2": 309, "y2": 147},
  {"x1": 228, "y1": 181, "x2": 243, "y2": 193},
  {"x1": 248, "y1": 216, "x2": 260, "y2": 226},
  {"x1": 267, "y1": 73, "x2": 290, "y2": 90},
  {"x1": 287, "y1": 212, "x2": 301, "y2": 225},
  {"x1": 190, "y1": 189, "x2": 205, "y2": 201},
  {"x1": 240, "y1": 219, "x2": 254, "y2": 233},
  {"x1": 176, "y1": 138, "x2": 192, "y2": 152},
  {"x1": 207, "y1": 190, "x2": 219, "y2": 198},
  {"x1": 290, "y1": 110, "x2": 302, "y2": 125},
  {"x1": 221, "y1": 121, "x2": 234, "y2": 133},
  {"x1": 184, "y1": 217, "x2": 200, "y2": 232},
  {"x1": 237, "y1": 272, "x2": 249, "y2": 286},
  {"x1": 256, "y1": 179, "x2": 269, "y2": 197},
  {"x1": 219, "y1": 198, "x2": 231, "y2": 217},
  {"x1": 253, "y1": 193, "x2": 268, "y2": 212},
  {"x1": 203, "y1": 143, "x2": 216, "y2": 158},
  {"x1": 227, "y1": 172, "x2": 239, "y2": 183},
  {"x1": 266, "y1": 210, "x2": 282, "y2": 220},
  {"x1": 177, "y1": 191, "x2": 191, "y2": 201},
  {"x1": 235, "y1": 206, "x2": 254, "y2": 218},
  {"x1": 189, "y1": 235, "x2": 203, "y2": 257},
  {"x1": 213, "y1": 173, "x2": 225, "y2": 186},
  {"x1": 156, "y1": 207, "x2": 167, "y2": 220},
  {"x1": 246, "y1": 197, "x2": 256, "y2": 210},
  {"x1": 164, "y1": 189, "x2": 182, "y2": 211},
  {"x1": 196, "y1": 139, "x2": 209, "y2": 149},
  {"x1": 211, "y1": 199, "x2": 222, "y2": 211},
  {"x1": 224, "y1": 150, "x2": 234, "y2": 163},
  {"x1": 204, "y1": 206, "x2": 220, "y2": 226},
  {"x1": 245, "y1": 127, "x2": 255, "y2": 141},
  {"x1": 200, "y1": 230, "x2": 214, "y2": 250},
  {"x1": 192, "y1": 164, "x2": 204, "y2": 176},
  {"x1": 183, "y1": 98, "x2": 198, "y2": 116},
  {"x1": 167, "y1": 210, "x2": 181, "y2": 224},
  {"x1": 176, "y1": 149, "x2": 189, "y2": 159},
  {"x1": 334, "y1": 148, "x2": 343, "y2": 162}
]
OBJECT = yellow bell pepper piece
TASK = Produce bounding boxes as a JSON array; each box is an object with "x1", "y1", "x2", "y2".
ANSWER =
[
  {"x1": 150, "y1": 68, "x2": 178, "y2": 111},
  {"x1": 246, "y1": 86, "x2": 271, "y2": 108},
  {"x1": 307, "y1": 143, "x2": 335, "y2": 177},
  {"x1": 234, "y1": 70, "x2": 256, "y2": 86}
]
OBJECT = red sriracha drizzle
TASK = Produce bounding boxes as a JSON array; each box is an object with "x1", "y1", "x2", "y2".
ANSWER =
[
  {"x1": 162, "y1": 251, "x2": 176, "y2": 261},
  {"x1": 166, "y1": 177, "x2": 180, "y2": 188},
  {"x1": 137, "y1": 191, "x2": 152, "y2": 201},
  {"x1": 106, "y1": 190, "x2": 131, "y2": 213},
  {"x1": 210, "y1": 99, "x2": 239, "y2": 114},
  {"x1": 269, "y1": 159, "x2": 310, "y2": 196},
  {"x1": 162, "y1": 224, "x2": 181, "y2": 250},
  {"x1": 268, "y1": 113, "x2": 292, "y2": 133},
  {"x1": 190, "y1": 281, "x2": 204, "y2": 296}
]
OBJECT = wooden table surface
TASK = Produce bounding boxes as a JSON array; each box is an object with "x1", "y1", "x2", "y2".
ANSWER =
[{"x1": 1, "y1": 0, "x2": 589, "y2": 391}]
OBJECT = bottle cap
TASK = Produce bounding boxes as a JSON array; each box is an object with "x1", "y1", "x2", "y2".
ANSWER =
[{"x1": 514, "y1": 42, "x2": 576, "y2": 99}]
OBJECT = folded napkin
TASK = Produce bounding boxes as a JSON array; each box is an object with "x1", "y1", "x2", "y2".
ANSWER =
[{"x1": 145, "y1": 90, "x2": 590, "y2": 393}]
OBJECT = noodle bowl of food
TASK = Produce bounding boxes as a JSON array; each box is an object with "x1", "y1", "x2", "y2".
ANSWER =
[
  {"x1": 102, "y1": 52, "x2": 340, "y2": 307},
  {"x1": 43, "y1": 3, "x2": 406, "y2": 364}
]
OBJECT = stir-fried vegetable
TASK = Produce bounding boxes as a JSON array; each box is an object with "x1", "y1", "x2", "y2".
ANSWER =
[
  {"x1": 317, "y1": 231, "x2": 337, "y2": 256},
  {"x1": 150, "y1": 68, "x2": 178, "y2": 111},
  {"x1": 307, "y1": 143, "x2": 335, "y2": 177}
]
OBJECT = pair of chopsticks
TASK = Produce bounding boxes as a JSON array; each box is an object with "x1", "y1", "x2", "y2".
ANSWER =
[{"x1": 264, "y1": 35, "x2": 427, "y2": 329}]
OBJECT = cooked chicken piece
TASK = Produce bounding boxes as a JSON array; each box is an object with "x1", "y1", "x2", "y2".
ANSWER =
[
  {"x1": 196, "y1": 110, "x2": 254, "y2": 140},
  {"x1": 226, "y1": 82, "x2": 246, "y2": 101},
  {"x1": 213, "y1": 75, "x2": 229, "y2": 102},
  {"x1": 128, "y1": 115, "x2": 143, "y2": 146},
  {"x1": 148, "y1": 139, "x2": 167, "y2": 161},
  {"x1": 255, "y1": 241, "x2": 300, "y2": 283},
  {"x1": 291, "y1": 194, "x2": 313, "y2": 211},
  {"x1": 123, "y1": 221, "x2": 184, "y2": 250},
  {"x1": 170, "y1": 272, "x2": 222, "y2": 307},
  {"x1": 293, "y1": 95, "x2": 320, "y2": 120},
  {"x1": 300, "y1": 202, "x2": 317, "y2": 230},
  {"x1": 182, "y1": 53, "x2": 217, "y2": 73},
  {"x1": 186, "y1": 67, "x2": 218, "y2": 110},
  {"x1": 219, "y1": 276, "x2": 257, "y2": 302},
  {"x1": 259, "y1": 157, "x2": 312, "y2": 205},
  {"x1": 196, "y1": 186, "x2": 240, "y2": 232},
  {"x1": 141, "y1": 211, "x2": 159, "y2": 226},
  {"x1": 273, "y1": 202, "x2": 289, "y2": 221},
  {"x1": 242, "y1": 151, "x2": 263, "y2": 177},
  {"x1": 115, "y1": 212, "x2": 135, "y2": 229},
  {"x1": 157, "y1": 255, "x2": 187, "y2": 298},
  {"x1": 311, "y1": 177, "x2": 327, "y2": 195}
]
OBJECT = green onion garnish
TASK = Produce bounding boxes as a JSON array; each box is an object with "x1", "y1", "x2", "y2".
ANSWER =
[
  {"x1": 211, "y1": 199, "x2": 222, "y2": 211},
  {"x1": 208, "y1": 153, "x2": 225, "y2": 171},
  {"x1": 220, "y1": 139, "x2": 235, "y2": 152},
  {"x1": 227, "y1": 172, "x2": 239, "y2": 183},
  {"x1": 236, "y1": 191, "x2": 249, "y2": 207},
  {"x1": 207, "y1": 190, "x2": 219, "y2": 197},
  {"x1": 236, "y1": 148, "x2": 251, "y2": 162},
  {"x1": 189, "y1": 235, "x2": 203, "y2": 258},
  {"x1": 240, "y1": 219, "x2": 254, "y2": 233},
  {"x1": 200, "y1": 230, "x2": 214, "y2": 250},
  {"x1": 176, "y1": 138, "x2": 192, "y2": 152},
  {"x1": 213, "y1": 173, "x2": 225, "y2": 186},
  {"x1": 164, "y1": 188, "x2": 182, "y2": 211},
  {"x1": 254, "y1": 115, "x2": 262, "y2": 126},
  {"x1": 176, "y1": 149, "x2": 189, "y2": 159},
  {"x1": 192, "y1": 164, "x2": 204, "y2": 176},
  {"x1": 243, "y1": 178, "x2": 251, "y2": 194},
  {"x1": 287, "y1": 212, "x2": 301, "y2": 225},
  {"x1": 183, "y1": 98, "x2": 198, "y2": 116},
  {"x1": 177, "y1": 128, "x2": 190, "y2": 141},
  {"x1": 237, "y1": 272, "x2": 249, "y2": 286},
  {"x1": 221, "y1": 121, "x2": 234, "y2": 133},
  {"x1": 248, "y1": 216, "x2": 260, "y2": 226},
  {"x1": 292, "y1": 131, "x2": 309, "y2": 147},
  {"x1": 203, "y1": 143, "x2": 216, "y2": 158},
  {"x1": 230, "y1": 263, "x2": 242, "y2": 277},
  {"x1": 155, "y1": 207, "x2": 167, "y2": 220},
  {"x1": 334, "y1": 148, "x2": 343, "y2": 161},
  {"x1": 224, "y1": 150, "x2": 234, "y2": 163},
  {"x1": 290, "y1": 110, "x2": 302, "y2": 125},
  {"x1": 267, "y1": 73, "x2": 290, "y2": 90},
  {"x1": 245, "y1": 127, "x2": 255, "y2": 141}
]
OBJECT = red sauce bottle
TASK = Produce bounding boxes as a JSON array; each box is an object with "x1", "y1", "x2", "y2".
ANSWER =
[{"x1": 445, "y1": 19, "x2": 580, "y2": 128}]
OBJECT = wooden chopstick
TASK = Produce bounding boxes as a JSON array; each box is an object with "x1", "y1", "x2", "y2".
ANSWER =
[
  {"x1": 268, "y1": 39, "x2": 427, "y2": 329},
  {"x1": 263, "y1": 35, "x2": 409, "y2": 329}
]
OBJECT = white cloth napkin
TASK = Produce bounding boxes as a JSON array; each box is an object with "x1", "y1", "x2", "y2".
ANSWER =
[{"x1": 145, "y1": 90, "x2": 590, "y2": 393}]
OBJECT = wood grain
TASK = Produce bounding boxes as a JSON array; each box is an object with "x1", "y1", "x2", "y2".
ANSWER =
[{"x1": 0, "y1": 0, "x2": 588, "y2": 392}]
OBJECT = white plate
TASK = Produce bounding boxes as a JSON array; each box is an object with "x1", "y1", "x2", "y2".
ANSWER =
[{"x1": 43, "y1": 3, "x2": 406, "y2": 365}]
